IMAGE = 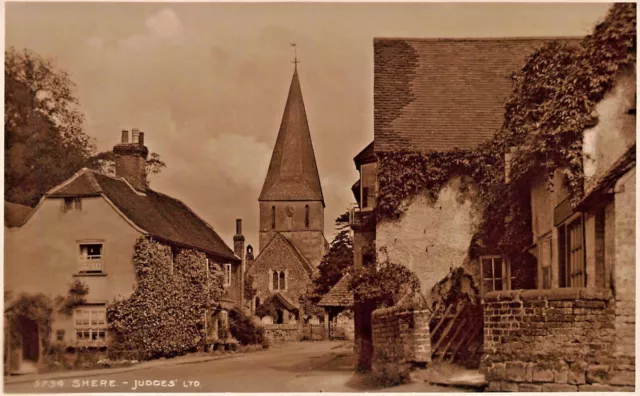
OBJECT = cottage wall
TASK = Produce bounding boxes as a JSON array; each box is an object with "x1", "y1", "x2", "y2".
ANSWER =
[
  {"x1": 4, "y1": 196, "x2": 142, "y2": 344},
  {"x1": 376, "y1": 176, "x2": 482, "y2": 299},
  {"x1": 613, "y1": 168, "x2": 635, "y2": 363}
]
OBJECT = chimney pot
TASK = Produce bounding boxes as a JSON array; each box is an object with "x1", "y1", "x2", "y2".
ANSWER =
[
  {"x1": 132, "y1": 128, "x2": 140, "y2": 144},
  {"x1": 138, "y1": 132, "x2": 145, "y2": 146},
  {"x1": 121, "y1": 130, "x2": 129, "y2": 143},
  {"x1": 236, "y1": 219, "x2": 242, "y2": 235}
]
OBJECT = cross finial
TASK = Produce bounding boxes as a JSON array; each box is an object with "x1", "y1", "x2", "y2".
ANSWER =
[{"x1": 291, "y1": 43, "x2": 299, "y2": 67}]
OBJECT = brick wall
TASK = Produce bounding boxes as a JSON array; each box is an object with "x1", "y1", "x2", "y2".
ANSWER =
[
  {"x1": 482, "y1": 288, "x2": 635, "y2": 392},
  {"x1": 371, "y1": 304, "x2": 431, "y2": 377}
]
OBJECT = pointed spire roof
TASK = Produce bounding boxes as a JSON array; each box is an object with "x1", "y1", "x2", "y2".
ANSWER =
[{"x1": 259, "y1": 67, "x2": 324, "y2": 205}]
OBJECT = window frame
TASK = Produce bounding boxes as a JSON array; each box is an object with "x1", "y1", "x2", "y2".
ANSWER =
[
  {"x1": 62, "y1": 197, "x2": 82, "y2": 213},
  {"x1": 480, "y1": 255, "x2": 512, "y2": 296},
  {"x1": 223, "y1": 263, "x2": 232, "y2": 287},
  {"x1": 538, "y1": 233, "x2": 553, "y2": 289},
  {"x1": 271, "y1": 206, "x2": 276, "y2": 229},
  {"x1": 359, "y1": 162, "x2": 376, "y2": 212},
  {"x1": 78, "y1": 242, "x2": 104, "y2": 274},
  {"x1": 73, "y1": 305, "x2": 107, "y2": 344},
  {"x1": 558, "y1": 213, "x2": 586, "y2": 288}
]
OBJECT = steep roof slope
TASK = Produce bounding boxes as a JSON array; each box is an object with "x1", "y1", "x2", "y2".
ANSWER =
[
  {"x1": 259, "y1": 67, "x2": 324, "y2": 205},
  {"x1": 318, "y1": 274, "x2": 353, "y2": 308},
  {"x1": 374, "y1": 37, "x2": 582, "y2": 153},
  {"x1": 47, "y1": 169, "x2": 238, "y2": 262},
  {"x1": 4, "y1": 202, "x2": 34, "y2": 228}
]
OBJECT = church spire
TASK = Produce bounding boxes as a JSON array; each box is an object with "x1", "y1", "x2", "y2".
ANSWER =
[{"x1": 259, "y1": 64, "x2": 324, "y2": 206}]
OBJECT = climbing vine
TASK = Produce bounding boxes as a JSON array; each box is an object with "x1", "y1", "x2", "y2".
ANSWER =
[
  {"x1": 56, "y1": 280, "x2": 89, "y2": 316},
  {"x1": 107, "y1": 237, "x2": 224, "y2": 360},
  {"x1": 376, "y1": 4, "x2": 636, "y2": 258}
]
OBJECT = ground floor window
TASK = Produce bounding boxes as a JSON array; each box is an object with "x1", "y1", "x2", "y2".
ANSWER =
[
  {"x1": 480, "y1": 256, "x2": 513, "y2": 296},
  {"x1": 558, "y1": 214, "x2": 585, "y2": 288},
  {"x1": 74, "y1": 306, "x2": 106, "y2": 343}
]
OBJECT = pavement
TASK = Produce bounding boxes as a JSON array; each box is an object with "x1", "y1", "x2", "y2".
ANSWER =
[{"x1": 3, "y1": 341, "x2": 466, "y2": 393}]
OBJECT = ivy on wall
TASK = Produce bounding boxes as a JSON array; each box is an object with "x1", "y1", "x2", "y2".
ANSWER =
[
  {"x1": 107, "y1": 237, "x2": 224, "y2": 360},
  {"x1": 376, "y1": 4, "x2": 636, "y2": 258}
]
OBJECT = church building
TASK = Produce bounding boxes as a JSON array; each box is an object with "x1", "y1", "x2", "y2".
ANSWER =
[{"x1": 247, "y1": 64, "x2": 328, "y2": 325}]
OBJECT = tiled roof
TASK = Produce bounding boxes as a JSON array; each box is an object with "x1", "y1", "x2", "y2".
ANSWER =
[
  {"x1": 272, "y1": 292, "x2": 299, "y2": 312},
  {"x1": 318, "y1": 274, "x2": 353, "y2": 307},
  {"x1": 259, "y1": 67, "x2": 325, "y2": 205},
  {"x1": 47, "y1": 169, "x2": 239, "y2": 262},
  {"x1": 353, "y1": 141, "x2": 375, "y2": 169},
  {"x1": 374, "y1": 37, "x2": 582, "y2": 153},
  {"x1": 4, "y1": 202, "x2": 34, "y2": 228}
]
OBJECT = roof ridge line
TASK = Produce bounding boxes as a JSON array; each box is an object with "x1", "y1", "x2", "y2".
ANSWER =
[
  {"x1": 374, "y1": 35, "x2": 584, "y2": 42},
  {"x1": 157, "y1": 193, "x2": 239, "y2": 260}
]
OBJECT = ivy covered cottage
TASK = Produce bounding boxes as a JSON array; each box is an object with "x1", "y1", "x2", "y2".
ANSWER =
[
  {"x1": 4, "y1": 129, "x2": 244, "y2": 373},
  {"x1": 351, "y1": 4, "x2": 636, "y2": 389}
]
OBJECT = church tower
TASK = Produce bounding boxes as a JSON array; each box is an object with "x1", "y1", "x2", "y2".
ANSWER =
[{"x1": 258, "y1": 65, "x2": 327, "y2": 268}]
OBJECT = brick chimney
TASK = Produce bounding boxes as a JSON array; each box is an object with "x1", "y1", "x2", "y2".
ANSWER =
[
  {"x1": 233, "y1": 219, "x2": 246, "y2": 307},
  {"x1": 113, "y1": 129, "x2": 149, "y2": 191}
]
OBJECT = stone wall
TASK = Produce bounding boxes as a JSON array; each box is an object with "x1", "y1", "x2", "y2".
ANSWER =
[
  {"x1": 264, "y1": 323, "x2": 300, "y2": 343},
  {"x1": 482, "y1": 288, "x2": 635, "y2": 392},
  {"x1": 371, "y1": 304, "x2": 431, "y2": 377},
  {"x1": 376, "y1": 177, "x2": 482, "y2": 303}
]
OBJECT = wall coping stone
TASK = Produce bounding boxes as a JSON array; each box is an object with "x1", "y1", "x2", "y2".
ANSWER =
[{"x1": 483, "y1": 288, "x2": 612, "y2": 303}]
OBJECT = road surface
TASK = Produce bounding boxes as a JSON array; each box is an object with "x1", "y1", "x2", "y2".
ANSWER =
[{"x1": 4, "y1": 341, "x2": 463, "y2": 393}]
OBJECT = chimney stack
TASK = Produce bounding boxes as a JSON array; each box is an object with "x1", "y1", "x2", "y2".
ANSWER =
[
  {"x1": 233, "y1": 219, "x2": 246, "y2": 308},
  {"x1": 113, "y1": 128, "x2": 149, "y2": 191}
]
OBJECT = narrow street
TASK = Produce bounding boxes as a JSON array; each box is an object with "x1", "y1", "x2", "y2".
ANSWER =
[{"x1": 4, "y1": 341, "x2": 462, "y2": 393}]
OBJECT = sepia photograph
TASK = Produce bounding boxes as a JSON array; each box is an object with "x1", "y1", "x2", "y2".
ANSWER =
[{"x1": 3, "y1": 1, "x2": 636, "y2": 393}]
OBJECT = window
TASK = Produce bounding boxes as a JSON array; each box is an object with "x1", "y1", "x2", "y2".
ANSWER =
[
  {"x1": 305, "y1": 205, "x2": 310, "y2": 228},
  {"x1": 480, "y1": 256, "x2": 512, "y2": 296},
  {"x1": 79, "y1": 243, "x2": 103, "y2": 273},
  {"x1": 539, "y1": 236, "x2": 552, "y2": 289},
  {"x1": 56, "y1": 330, "x2": 65, "y2": 341},
  {"x1": 223, "y1": 263, "x2": 232, "y2": 287},
  {"x1": 360, "y1": 163, "x2": 376, "y2": 211},
  {"x1": 62, "y1": 197, "x2": 82, "y2": 213},
  {"x1": 74, "y1": 306, "x2": 106, "y2": 343},
  {"x1": 559, "y1": 215, "x2": 585, "y2": 288},
  {"x1": 271, "y1": 206, "x2": 276, "y2": 229},
  {"x1": 271, "y1": 270, "x2": 287, "y2": 291}
]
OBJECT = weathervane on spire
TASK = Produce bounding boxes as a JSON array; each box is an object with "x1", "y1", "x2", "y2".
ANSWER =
[{"x1": 291, "y1": 43, "x2": 299, "y2": 67}]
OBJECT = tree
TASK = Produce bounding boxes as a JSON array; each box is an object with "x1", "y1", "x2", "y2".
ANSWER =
[
  {"x1": 86, "y1": 150, "x2": 166, "y2": 185},
  {"x1": 244, "y1": 273, "x2": 257, "y2": 303},
  {"x1": 308, "y1": 211, "x2": 354, "y2": 303},
  {"x1": 5, "y1": 47, "x2": 95, "y2": 206}
]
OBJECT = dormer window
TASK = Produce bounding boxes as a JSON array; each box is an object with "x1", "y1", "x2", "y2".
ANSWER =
[
  {"x1": 62, "y1": 197, "x2": 82, "y2": 213},
  {"x1": 360, "y1": 163, "x2": 376, "y2": 211}
]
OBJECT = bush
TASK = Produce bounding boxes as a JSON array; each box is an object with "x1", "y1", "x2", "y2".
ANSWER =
[{"x1": 228, "y1": 307, "x2": 266, "y2": 345}]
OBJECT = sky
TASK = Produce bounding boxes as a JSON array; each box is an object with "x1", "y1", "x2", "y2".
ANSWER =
[{"x1": 5, "y1": 2, "x2": 612, "y2": 251}]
